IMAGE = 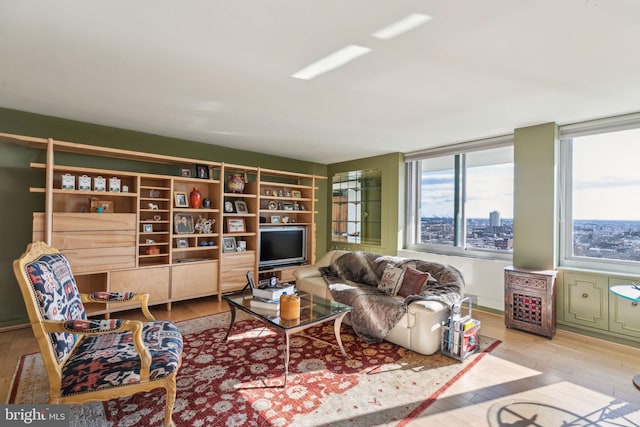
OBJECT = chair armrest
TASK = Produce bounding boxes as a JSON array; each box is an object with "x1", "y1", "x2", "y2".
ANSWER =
[
  {"x1": 294, "y1": 265, "x2": 322, "y2": 281},
  {"x1": 81, "y1": 292, "x2": 156, "y2": 321},
  {"x1": 294, "y1": 250, "x2": 349, "y2": 281},
  {"x1": 43, "y1": 319, "x2": 152, "y2": 380}
]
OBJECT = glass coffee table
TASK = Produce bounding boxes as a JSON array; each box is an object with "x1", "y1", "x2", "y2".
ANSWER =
[{"x1": 222, "y1": 290, "x2": 352, "y2": 386}]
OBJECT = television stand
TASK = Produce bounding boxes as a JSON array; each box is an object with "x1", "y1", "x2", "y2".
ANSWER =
[{"x1": 259, "y1": 263, "x2": 308, "y2": 283}]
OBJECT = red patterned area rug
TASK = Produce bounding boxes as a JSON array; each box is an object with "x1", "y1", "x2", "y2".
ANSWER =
[{"x1": 8, "y1": 312, "x2": 500, "y2": 427}]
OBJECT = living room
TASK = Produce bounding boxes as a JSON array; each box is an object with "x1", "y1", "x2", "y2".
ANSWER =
[{"x1": 2, "y1": 1, "x2": 640, "y2": 426}]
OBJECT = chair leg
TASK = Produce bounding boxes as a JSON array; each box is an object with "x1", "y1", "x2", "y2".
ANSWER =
[{"x1": 164, "y1": 376, "x2": 178, "y2": 427}]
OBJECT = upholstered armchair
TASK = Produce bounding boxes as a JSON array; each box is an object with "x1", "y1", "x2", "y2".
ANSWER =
[{"x1": 13, "y1": 242, "x2": 183, "y2": 427}]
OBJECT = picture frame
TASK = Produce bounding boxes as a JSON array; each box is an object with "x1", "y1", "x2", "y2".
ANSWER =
[
  {"x1": 174, "y1": 213, "x2": 195, "y2": 234},
  {"x1": 180, "y1": 167, "x2": 192, "y2": 178},
  {"x1": 90, "y1": 199, "x2": 113, "y2": 213},
  {"x1": 291, "y1": 190, "x2": 301, "y2": 198},
  {"x1": 222, "y1": 236, "x2": 237, "y2": 253},
  {"x1": 176, "y1": 238, "x2": 189, "y2": 248},
  {"x1": 196, "y1": 164, "x2": 210, "y2": 180},
  {"x1": 143, "y1": 224, "x2": 154, "y2": 233},
  {"x1": 234, "y1": 200, "x2": 248, "y2": 214},
  {"x1": 226, "y1": 218, "x2": 246, "y2": 233},
  {"x1": 174, "y1": 191, "x2": 189, "y2": 208},
  {"x1": 283, "y1": 203, "x2": 294, "y2": 211},
  {"x1": 270, "y1": 215, "x2": 281, "y2": 224}
]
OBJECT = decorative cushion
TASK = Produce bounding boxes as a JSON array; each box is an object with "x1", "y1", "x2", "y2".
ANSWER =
[
  {"x1": 61, "y1": 320, "x2": 183, "y2": 396},
  {"x1": 397, "y1": 267, "x2": 434, "y2": 297},
  {"x1": 377, "y1": 265, "x2": 405, "y2": 296},
  {"x1": 26, "y1": 253, "x2": 87, "y2": 363}
]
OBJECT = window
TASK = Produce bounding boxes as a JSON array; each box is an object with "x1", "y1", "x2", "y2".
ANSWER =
[
  {"x1": 560, "y1": 115, "x2": 640, "y2": 272},
  {"x1": 405, "y1": 138, "x2": 514, "y2": 258}
]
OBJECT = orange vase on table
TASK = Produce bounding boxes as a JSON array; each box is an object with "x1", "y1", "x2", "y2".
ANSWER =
[{"x1": 280, "y1": 293, "x2": 300, "y2": 320}]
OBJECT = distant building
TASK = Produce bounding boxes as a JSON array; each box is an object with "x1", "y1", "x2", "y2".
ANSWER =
[{"x1": 490, "y1": 211, "x2": 501, "y2": 227}]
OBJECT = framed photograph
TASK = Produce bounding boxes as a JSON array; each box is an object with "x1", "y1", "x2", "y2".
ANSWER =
[
  {"x1": 143, "y1": 224, "x2": 153, "y2": 233},
  {"x1": 176, "y1": 238, "x2": 189, "y2": 248},
  {"x1": 222, "y1": 236, "x2": 237, "y2": 253},
  {"x1": 291, "y1": 190, "x2": 301, "y2": 198},
  {"x1": 271, "y1": 215, "x2": 281, "y2": 224},
  {"x1": 100, "y1": 201, "x2": 114, "y2": 213},
  {"x1": 226, "y1": 218, "x2": 246, "y2": 233},
  {"x1": 174, "y1": 191, "x2": 189, "y2": 208},
  {"x1": 174, "y1": 213, "x2": 195, "y2": 234},
  {"x1": 196, "y1": 164, "x2": 210, "y2": 180},
  {"x1": 283, "y1": 203, "x2": 294, "y2": 211},
  {"x1": 180, "y1": 168, "x2": 192, "y2": 178},
  {"x1": 234, "y1": 200, "x2": 248, "y2": 214}
]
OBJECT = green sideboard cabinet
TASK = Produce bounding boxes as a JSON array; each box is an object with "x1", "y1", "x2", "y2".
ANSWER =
[{"x1": 558, "y1": 271, "x2": 640, "y2": 342}]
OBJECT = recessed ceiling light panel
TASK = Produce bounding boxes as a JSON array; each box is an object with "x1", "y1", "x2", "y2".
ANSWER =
[
  {"x1": 372, "y1": 13, "x2": 432, "y2": 40},
  {"x1": 291, "y1": 45, "x2": 372, "y2": 80}
]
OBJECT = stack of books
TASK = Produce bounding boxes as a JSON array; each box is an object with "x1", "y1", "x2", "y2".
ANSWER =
[
  {"x1": 249, "y1": 297, "x2": 280, "y2": 311},
  {"x1": 252, "y1": 282, "x2": 295, "y2": 301}
]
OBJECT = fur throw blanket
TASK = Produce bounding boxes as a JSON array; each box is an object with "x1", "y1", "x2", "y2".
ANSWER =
[{"x1": 319, "y1": 252, "x2": 464, "y2": 343}]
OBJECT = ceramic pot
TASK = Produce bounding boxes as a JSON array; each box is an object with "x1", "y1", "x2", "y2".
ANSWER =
[
  {"x1": 202, "y1": 198, "x2": 211, "y2": 208},
  {"x1": 190, "y1": 187, "x2": 202, "y2": 208},
  {"x1": 227, "y1": 174, "x2": 245, "y2": 194}
]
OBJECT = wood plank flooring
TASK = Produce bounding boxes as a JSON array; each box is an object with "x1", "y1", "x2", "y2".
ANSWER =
[{"x1": 2, "y1": 299, "x2": 640, "y2": 426}]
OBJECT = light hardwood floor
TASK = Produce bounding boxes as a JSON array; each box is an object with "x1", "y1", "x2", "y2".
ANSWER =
[{"x1": 3, "y1": 299, "x2": 640, "y2": 426}]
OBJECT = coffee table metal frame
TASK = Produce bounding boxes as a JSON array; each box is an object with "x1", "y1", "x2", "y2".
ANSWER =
[{"x1": 222, "y1": 290, "x2": 352, "y2": 386}]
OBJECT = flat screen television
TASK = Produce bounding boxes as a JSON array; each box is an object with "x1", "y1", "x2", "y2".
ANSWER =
[{"x1": 259, "y1": 226, "x2": 307, "y2": 269}]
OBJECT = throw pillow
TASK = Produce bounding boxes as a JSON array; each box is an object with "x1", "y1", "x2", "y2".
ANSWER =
[
  {"x1": 397, "y1": 267, "x2": 434, "y2": 297},
  {"x1": 377, "y1": 265, "x2": 405, "y2": 296}
]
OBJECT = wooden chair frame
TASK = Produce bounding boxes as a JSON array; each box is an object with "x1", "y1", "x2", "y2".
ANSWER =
[{"x1": 13, "y1": 241, "x2": 182, "y2": 427}]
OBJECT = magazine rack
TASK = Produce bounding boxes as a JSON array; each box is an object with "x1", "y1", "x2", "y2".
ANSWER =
[{"x1": 441, "y1": 297, "x2": 481, "y2": 361}]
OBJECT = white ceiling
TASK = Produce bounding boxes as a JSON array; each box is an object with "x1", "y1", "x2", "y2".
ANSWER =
[{"x1": 1, "y1": 1, "x2": 639, "y2": 164}]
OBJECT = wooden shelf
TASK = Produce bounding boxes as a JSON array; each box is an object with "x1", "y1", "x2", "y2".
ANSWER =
[{"x1": 8, "y1": 131, "x2": 324, "y2": 313}]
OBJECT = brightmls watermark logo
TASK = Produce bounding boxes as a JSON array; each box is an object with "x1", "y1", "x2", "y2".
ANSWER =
[{"x1": 1, "y1": 405, "x2": 69, "y2": 426}]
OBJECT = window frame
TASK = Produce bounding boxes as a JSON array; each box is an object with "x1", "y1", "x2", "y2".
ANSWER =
[
  {"x1": 559, "y1": 113, "x2": 640, "y2": 274},
  {"x1": 404, "y1": 135, "x2": 514, "y2": 261}
]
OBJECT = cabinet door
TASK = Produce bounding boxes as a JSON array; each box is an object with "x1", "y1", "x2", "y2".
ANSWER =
[
  {"x1": 221, "y1": 252, "x2": 256, "y2": 292},
  {"x1": 111, "y1": 266, "x2": 170, "y2": 308},
  {"x1": 172, "y1": 261, "x2": 218, "y2": 299},
  {"x1": 609, "y1": 278, "x2": 640, "y2": 338},
  {"x1": 563, "y1": 273, "x2": 608, "y2": 331}
]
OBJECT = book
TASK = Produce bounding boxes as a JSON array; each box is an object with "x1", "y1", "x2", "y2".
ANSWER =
[
  {"x1": 252, "y1": 283, "x2": 295, "y2": 300},
  {"x1": 250, "y1": 298, "x2": 280, "y2": 310},
  {"x1": 462, "y1": 319, "x2": 480, "y2": 354}
]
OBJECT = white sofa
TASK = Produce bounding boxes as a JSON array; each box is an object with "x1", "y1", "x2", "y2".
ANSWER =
[{"x1": 294, "y1": 250, "x2": 465, "y2": 355}]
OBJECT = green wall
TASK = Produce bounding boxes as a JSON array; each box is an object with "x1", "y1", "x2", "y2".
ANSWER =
[
  {"x1": 0, "y1": 108, "x2": 328, "y2": 328},
  {"x1": 326, "y1": 153, "x2": 404, "y2": 255},
  {"x1": 513, "y1": 123, "x2": 558, "y2": 270}
]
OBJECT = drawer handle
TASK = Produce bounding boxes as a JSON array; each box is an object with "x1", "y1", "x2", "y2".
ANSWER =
[{"x1": 582, "y1": 293, "x2": 589, "y2": 298}]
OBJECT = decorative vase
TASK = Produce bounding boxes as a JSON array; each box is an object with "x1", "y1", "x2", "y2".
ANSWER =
[
  {"x1": 280, "y1": 293, "x2": 300, "y2": 320},
  {"x1": 202, "y1": 198, "x2": 211, "y2": 208},
  {"x1": 190, "y1": 187, "x2": 202, "y2": 208},
  {"x1": 227, "y1": 174, "x2": 245, "y2": 194}
]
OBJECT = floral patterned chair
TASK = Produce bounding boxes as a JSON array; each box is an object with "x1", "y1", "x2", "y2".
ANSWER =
[{"x1": 13, "y1": 241, "x2": 183, "y2": 427}]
